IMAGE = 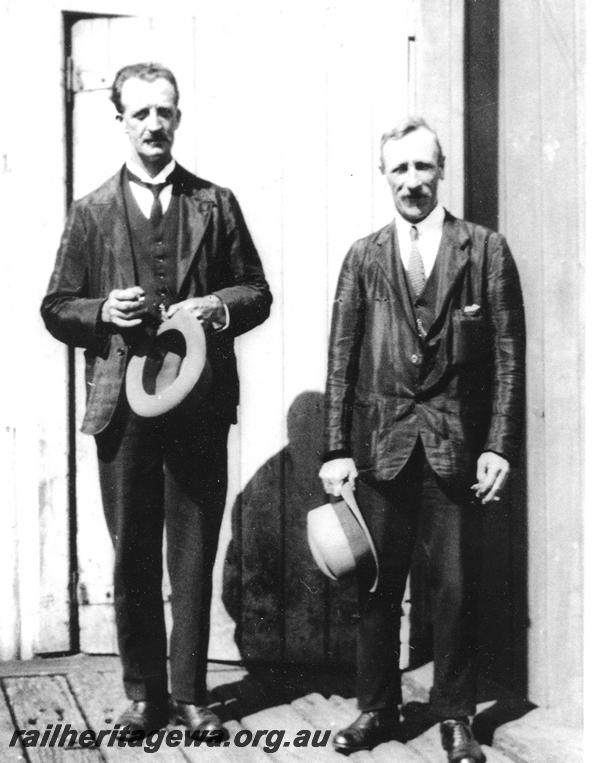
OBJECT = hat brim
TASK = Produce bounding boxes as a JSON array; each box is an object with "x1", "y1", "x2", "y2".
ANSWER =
[
  {"x1": 307, "y1": 487, "x2": 379, "y2": 592},
  {"x1": 125, "y1": 310, "x2": 210, "y2": 417}
]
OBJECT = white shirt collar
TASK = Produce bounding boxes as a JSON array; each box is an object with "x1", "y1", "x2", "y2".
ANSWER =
[
  {"x1": 394, "y1": 202, "x2": 445, "y2": 236},
  {"x1": 394, "y1": 203, "x2": 446, "y2": 280},
  {"x1": 126, "y1": 158, "x2": 176, "y2": 184}
]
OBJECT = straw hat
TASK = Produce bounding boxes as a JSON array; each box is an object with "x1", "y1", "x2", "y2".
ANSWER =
[
  {"x1": 125, "y1": 309, "x2": 211, "y2": 417},
  {"x1": 307, "y1": 483, "x2": 379, "y2": 593}
]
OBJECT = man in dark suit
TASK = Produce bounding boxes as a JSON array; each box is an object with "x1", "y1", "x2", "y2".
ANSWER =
[
  {"x1": 319, "y1": 117, "x2": 524, "y2": 762},
  {"x1": 41, "y1": 63, "x2": 271, "y2": 739}
]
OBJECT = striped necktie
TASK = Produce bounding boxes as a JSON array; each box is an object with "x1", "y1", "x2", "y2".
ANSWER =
[{"x1": 407, "y1": 224, "x2": 426, "y2": 296}]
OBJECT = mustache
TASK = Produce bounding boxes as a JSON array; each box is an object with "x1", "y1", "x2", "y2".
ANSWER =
[{"x1": 402, "y1": 192, "x2": 430, "y2": 200}]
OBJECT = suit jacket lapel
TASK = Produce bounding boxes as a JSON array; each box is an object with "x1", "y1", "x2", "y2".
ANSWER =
[
  {"x1": 90, "y1": 168, "x2": 136, "y2": 287},
  {"x1": 374, "y1": 223, "x2": 419, "y2": 337},
  {"x1": 426, "y1": 212, "x2": 471, "y2": 338},
  {"x1": 172, "y1": 165, "x2": 214, "y2": 291}
]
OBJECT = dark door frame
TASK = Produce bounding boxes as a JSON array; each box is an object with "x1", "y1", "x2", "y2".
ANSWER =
[{"x1": 62, "y1": 10, "x2": 124, "y2": 655}]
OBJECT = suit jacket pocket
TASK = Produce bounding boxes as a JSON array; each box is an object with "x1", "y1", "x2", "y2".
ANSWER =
[{"x1": 451, "y1": 311, "x2": 491, "y2": 366}]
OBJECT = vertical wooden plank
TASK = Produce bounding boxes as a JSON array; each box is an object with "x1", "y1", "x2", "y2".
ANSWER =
[
  {"x1": 186, "y1": 2, "x2": 288, "y2": 661},
  {"x1": 464, "y1": 0, "x2": 499, "y2": 229},
  {"x1": 33, "y1": 5, "x2": 72, "y2": 655},
  {"x1": 537, "y1": 0, "x2": 583, "y2": 724},
  {"x1": 2, "y1": 0, "x2": 70, "y2": 658},
  {"x1": 499, "y1": 0, "x2": 546, "y2": 702},
  {"x1": 0, "y1": 1, "x2": 18, "y2": 663},
  {"x1": 0, "y1": 427, "x2": 19, "y2": 660},
  {"x1": 243, "y1": 3, "x2": 290, "y2": 662},
  {"x1": 38, "y1": 434, "x2": 71, "y2": 653},
  {"x1": 194, "y1": 0, "x2": 284, "y2": 660},
  {"x1": 277, "y1": 1, "x2": 329, "y2": 662},
  {"x1": 325, "y1": 0, "x2": 409, "y2": 311},
  {"x1": 72, "y1": 18, "x2": 124, "y2": 199},
  {"x1": 500, "y1": 0, "x2": 584, "y2": 723},
  {"x1": 71, "y1": 16, "x2": 125, "y2": 654},
  {"x1": 0, "y1": 0, "x2": 21, "y2": 663},
  {"x1": 416, "y1": 0, "x2": 464, "y2": 218}
]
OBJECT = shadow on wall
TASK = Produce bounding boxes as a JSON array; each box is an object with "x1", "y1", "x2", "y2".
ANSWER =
[
  {"x1": 222, "y1": 390, "x2": 529, "y2": 697},
  {"x1": 222, "y1": 390, "x2": 358, "y2": 668}
]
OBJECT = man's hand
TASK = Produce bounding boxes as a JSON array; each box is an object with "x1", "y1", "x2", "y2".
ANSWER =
[
  {"x1": 471, "y1": 452, "x2": 510, "y2": 505},
  {"x1": 319, "y1": 458, "x2": 358, "y2": 497},
  {"x1": 101, "y1": 286, "x2": 146, "y2": 328},
  {"x1": 167, "y1": 295, "x2": 226, "y2": 327}
]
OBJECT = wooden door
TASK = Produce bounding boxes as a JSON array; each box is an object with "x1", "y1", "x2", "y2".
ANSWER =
[{"x1": 67, "y1": 1, "x2": 464, "y2": 663}]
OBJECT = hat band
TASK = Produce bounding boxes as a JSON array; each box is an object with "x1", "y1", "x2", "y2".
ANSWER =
[{"x1": 333, "y1": 500, "x2": 377, "y2": 580}]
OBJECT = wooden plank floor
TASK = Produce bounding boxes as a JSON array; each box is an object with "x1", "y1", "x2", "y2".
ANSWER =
[{"x1": 0, "y1": 656, "x2": 564, "y2": 762}]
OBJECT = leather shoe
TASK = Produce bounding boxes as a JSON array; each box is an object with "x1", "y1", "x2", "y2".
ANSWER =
[
  {"x1": 333, "y1": 709, "x2": 399, "y2": 753},
  {"x1": 116, "y1": 700, "x2": 169, "y2": 739},
  {"x1": 440, "y1": 718, "x2": 486, "y2": 763},
  {"x1": 171, "y1": 701, "x2": 229, "y2": 742}
]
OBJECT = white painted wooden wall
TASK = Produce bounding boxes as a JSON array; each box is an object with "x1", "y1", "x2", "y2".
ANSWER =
[
  {"x1": 0, "y1": 0, "x2": 463, "y2": 660},
  {"x1": 499, "y1": 0, "x2": 584, "y2": 725}
]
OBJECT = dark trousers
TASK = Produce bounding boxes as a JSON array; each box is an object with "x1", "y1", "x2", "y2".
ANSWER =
[
  {"x1": 95, "y1": 399, "x2": 230, "y2": 705},
  {"x1": 355, "y1": 440, "x2": 482, "y2": 719}
]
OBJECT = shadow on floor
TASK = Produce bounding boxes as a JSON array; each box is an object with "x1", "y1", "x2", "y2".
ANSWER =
[{"x1": 209, "y1": 661, "x2": 356, "y2": 721}]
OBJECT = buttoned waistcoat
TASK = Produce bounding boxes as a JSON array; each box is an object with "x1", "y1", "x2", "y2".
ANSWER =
[
  {"x1": 323, "y1": 212, "x2": 525, "y2": 486},
  {"x1": 41, "y1": 164, "x2": 272, "y2": 434}
]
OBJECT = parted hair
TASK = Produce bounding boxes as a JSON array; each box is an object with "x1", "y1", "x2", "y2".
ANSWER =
[{"x1": 110, "y1": 62, "x2": 180, "y2": 114}]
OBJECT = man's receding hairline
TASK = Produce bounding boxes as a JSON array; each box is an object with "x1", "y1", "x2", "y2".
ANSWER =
[
  {"x1": 119, "y1": 76, "x2": 178, "y2": 103},
  {"x1": 379, "y1": 119, "x2": 445, "y2": 171}
]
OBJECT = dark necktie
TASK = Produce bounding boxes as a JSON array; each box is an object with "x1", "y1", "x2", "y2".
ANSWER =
[
  {"x1": 126, "y1": 169, "x2": 172, "y2": 226},
  {"x1": 407, "y1": 225, "x2": 426, "y2": 296}
]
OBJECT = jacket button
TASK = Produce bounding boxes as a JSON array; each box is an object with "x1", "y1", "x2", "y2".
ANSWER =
[{"x1": 410, "y1": 353, "x2": 419, "y2": 364}]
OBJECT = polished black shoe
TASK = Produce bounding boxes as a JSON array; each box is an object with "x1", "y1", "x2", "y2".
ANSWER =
[
  {"x1": 171, "y1": 701, "x2": 229, "y2": 742},
  {"x1": 440, "y1": 718, "x2": 486, "y2": 763},
  {"x1": 333, "y1": 710, "x2": 400, "y2": 754},
  {"x1": 116, "y1": 700, "x2": 169, "y2": 739}
]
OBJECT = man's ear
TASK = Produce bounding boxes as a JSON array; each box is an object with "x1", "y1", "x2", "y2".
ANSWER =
[
  {"x1": 175, "y1": 108, "x2": 182, "y2": 129},
  {"x1": 438, "y1": 155, "x2": 446, "y2": 180}
]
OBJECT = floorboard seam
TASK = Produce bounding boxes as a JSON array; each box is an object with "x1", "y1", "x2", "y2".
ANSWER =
[{"x1": 1, "y1": 677, "x2": 31, "y2": 763}]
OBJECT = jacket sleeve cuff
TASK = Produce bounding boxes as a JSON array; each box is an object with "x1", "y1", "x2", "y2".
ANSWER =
[
  {"x1": 94, "y1": 301, "x2": 114, "y2": 353},
  {"x1": 211, "y1": 298, "x2": 230, "y2": 332},
  {"x1": 481, "y1": 448, "x2": 513, "y2": 464}
]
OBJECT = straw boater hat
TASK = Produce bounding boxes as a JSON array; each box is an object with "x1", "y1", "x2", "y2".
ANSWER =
[
  {"x1": 307, "y1": 482, "x2": 380, "y2": 593},
  {"x1": 125, "y1": 310, "x2": 211, "y2": 417}
]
